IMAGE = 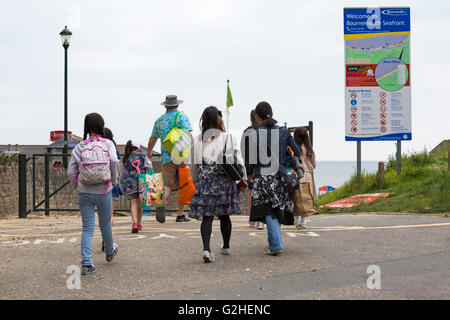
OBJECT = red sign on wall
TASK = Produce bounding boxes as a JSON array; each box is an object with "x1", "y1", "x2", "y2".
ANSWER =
[{"x1": 50, "y1": 131, "x2": 72, "y2": 141}]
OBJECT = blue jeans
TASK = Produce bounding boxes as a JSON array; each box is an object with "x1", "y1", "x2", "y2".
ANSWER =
[
  {"x1": 78, "y1": 192, "x2": 114, "y2": 266},
  {"x1": 265, "y1": 215, "x2": 283, "y2": 251}
]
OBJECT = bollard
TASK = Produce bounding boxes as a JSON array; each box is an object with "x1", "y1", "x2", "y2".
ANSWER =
[
  {"x1": 377, "y1": 162, "x2": 385, "y2": 188},
  {"x1": 18, "y1": 154, "x2": 27, "y2": 218}
]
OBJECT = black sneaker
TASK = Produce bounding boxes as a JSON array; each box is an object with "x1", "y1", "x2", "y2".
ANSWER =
[
  {"x1": 156, "y1": 207, "x2": 165, "y2": 223},
  {"x1": 176, "y1": 215, "x2": 190, "y2": 222},
  {"x1": 82, "y1": 265, "x2": 96, "y2": 275}
]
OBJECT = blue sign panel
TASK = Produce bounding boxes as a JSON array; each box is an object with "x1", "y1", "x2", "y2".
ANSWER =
[{"x1": 344, "y1": 7, "x2": 410, "y2": 34}]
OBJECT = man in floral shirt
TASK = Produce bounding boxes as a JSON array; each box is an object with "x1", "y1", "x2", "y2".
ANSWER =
[{"x1": 147, "y1": 95, "x2": 193, "y2": 223}]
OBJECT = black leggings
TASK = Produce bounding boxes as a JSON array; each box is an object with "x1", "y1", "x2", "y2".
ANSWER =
[{"x1": 200, "y1": 215, "x2": 232, "y2": 252}]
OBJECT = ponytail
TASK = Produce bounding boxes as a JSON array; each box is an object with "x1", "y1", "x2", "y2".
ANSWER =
[
  {"x1": 122, "y1": 140, "x2": 138, "y2": 164},
  {"x1": 255, "y1": 101, "x2": 277, "y2": 127}
]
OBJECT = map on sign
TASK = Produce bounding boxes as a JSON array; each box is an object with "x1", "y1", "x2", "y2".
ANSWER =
[{"x1": 344, "y1": 7, "x2": 412, "y2": 141}]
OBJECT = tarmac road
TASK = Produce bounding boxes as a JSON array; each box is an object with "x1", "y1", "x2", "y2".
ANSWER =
[{"x1": 0, "y1": 213, "x2": 449, "y2": 300}]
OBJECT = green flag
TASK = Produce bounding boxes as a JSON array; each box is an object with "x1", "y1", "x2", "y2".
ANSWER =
[{"x1": 226, "y1": 81, "x2": 233, "y2": 108}]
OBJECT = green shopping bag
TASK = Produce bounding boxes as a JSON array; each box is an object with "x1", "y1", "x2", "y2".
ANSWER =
[
  {"x1": 162, "y1": 111, "x2": 192, "y2": 160},
  {"x1": 132, "y1": 159, "x2": 166, "y2": 209}
]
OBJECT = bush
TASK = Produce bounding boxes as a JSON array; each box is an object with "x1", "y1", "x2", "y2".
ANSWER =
[{"x1": 0, "y1": 153, "x2": 18, "y2": 165}]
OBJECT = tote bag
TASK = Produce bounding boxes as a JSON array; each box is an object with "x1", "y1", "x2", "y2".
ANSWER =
[
  {"x1": 162, "y1": 112, "x2": 192, "y2": 160},
  {"x1": 132, "y1": 159, "x2": 166, "y2": 208},
  {"x1": 177, "y1": 167, "x2": 195, "y2": 205},
  {"x1": 294, "y1": 182, "x2": 316, "y2": 216}
]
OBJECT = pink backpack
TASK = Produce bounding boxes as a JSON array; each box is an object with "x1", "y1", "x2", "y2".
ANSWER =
[{"x1": 78, "y1": 135, "x2": 111, "y2": 186}]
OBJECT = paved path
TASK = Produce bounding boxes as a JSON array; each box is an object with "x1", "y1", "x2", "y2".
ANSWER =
[{"x1": 0, "y1": 213, "x2": 449, "y2": 299}]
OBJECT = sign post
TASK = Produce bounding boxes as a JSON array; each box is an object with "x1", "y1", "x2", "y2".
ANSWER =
[{"x1": 344, "y1": 7, "x2": 411, "y2": 177}]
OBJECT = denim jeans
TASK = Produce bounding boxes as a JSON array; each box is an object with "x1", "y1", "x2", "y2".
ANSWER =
[
  {"x1": 78, "y1": 191, "x2": 114, "y2": 266},
  {"x1": 265, "y1": 215, "x2": 283, "y2": 251}
]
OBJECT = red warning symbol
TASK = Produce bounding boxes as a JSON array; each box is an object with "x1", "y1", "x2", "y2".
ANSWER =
[
  {"x1": 350, "y1": 92, "x2": 357, "y2": 99},
  {"x1": 351, "y1": 120, "x2": 358, "y2": 126},
  {"x1": 351, "y1": 106, "x2": 357, "y2": 113},
  {"x1": 351, "y1": 113, "x2": 357, "y2": 120},
  {"x1": 351, "y1": 127, "x2": 358, "y2": 133},
  {"x1": 380, "y1": 106, "x2": 386, "y2": 112},
  {"x1": 380, "y1": 92, "x2": 386, "y2": 98},
  {"x1": 380, "y1": 99, "x2": 386, "y2": 105},
  {"x1": 380, "y1": 113, "x2": 387, "y2": 119},
  {"x1": 380, "y1": 119, "x2": 386, "y2": 126},
  {"x1": 380, "y1": 126, "x2": 387, "y2": 133}
]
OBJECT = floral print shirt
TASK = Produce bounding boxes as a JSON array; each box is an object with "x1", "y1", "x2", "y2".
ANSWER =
[{"x1": 151, "y1": 109, "x2": 193, "y2": 165}]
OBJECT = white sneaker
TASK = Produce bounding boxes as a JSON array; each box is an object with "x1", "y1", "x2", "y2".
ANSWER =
[
  {"x1": 300, "y1": 218, "x2": 307, "y2": 228},
  {"x1": 220, "y1": 245, "x2": 230, "y2": 255},
  {"x1": 203, "y1": 250, "x2": 215, "y2": 263},
  {"x1": 256, "y1": 222, "x2": 265, "y2": 229}
]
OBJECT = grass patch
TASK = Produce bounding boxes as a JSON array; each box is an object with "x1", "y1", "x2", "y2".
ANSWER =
[{"x1": 316, "y1": 148, "x2": 450, "y2": 214}]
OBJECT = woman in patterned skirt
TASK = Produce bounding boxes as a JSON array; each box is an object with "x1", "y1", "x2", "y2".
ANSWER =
[
  {"x1": 189, "y1": 106, "x2": 246, "y2": 263},
  {"x1": 247, "y1": 101, "x2": 301, "y2": 255}
]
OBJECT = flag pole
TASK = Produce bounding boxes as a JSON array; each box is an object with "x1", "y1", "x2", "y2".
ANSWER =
[{"x1": 226, "y1": 79, "x2": 230, "y2": 131}]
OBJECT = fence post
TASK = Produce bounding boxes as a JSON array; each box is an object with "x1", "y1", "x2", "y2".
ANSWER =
[
  {"x1": 45, "y1": 154, "x2": 50, "y2": 216},
  {"x1": 377, "y1": 161, "x2": 385, "y2": 188},
  {"x1": 18, "y1": 154, "x2": 28, "y2": 218}
]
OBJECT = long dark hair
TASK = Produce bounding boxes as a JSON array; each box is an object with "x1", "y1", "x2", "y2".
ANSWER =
[
  {"x1": 103, "y1": 127, "x2": 117, "y2": 148},
  {"x1": 200, "y1": 106, "x2": 222, "y2": 139},
  {"x1": 255, "y1": 101, "x2": 277, "y2": 127},
  {"x1": 250, "y1": 109, "x2": 258, "y2": 129},
  {"x1": 122, "y1": 140, "x2": 139, "y2": 164},
  {"x1": 83, "y1": 113, "x2": 105, "y2": 140},
  {"x1": 294, "y1": 127, "x2": 314, "y2": 158}
]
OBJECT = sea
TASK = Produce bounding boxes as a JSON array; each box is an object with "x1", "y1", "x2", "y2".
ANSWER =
[{"x1": 314, "y1": 161, "x2": 379, "y2": 191}]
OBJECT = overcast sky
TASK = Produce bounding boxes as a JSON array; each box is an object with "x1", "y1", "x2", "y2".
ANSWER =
[{"x1": 0, "y1": 0, "x2": 448, "y2": 161}]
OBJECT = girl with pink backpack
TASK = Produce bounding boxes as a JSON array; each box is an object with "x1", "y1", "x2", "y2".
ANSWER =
[
  {"x1": 120, "y1": 140, "x2": 153, "y2": 233},
  {"x1": 68, "y1": 113, "x2": 120, "y2": 275}
]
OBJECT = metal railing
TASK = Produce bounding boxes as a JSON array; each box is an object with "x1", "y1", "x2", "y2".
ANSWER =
[{"x1": 18, "y1": 153, "x2": 176, "y2": 218}]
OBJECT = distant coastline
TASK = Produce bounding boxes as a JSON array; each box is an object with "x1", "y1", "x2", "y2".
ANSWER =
[{"x1": 315, "y1": 161, "x2": 379, "y2": 190}]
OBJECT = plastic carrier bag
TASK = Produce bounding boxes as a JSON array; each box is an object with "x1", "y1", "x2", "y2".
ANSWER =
[{"x1": 132, "y1": 159, "x2": 166, "y2": 208}]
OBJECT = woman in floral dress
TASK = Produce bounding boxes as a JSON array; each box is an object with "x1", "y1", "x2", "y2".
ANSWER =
[{"x1": 189, "y1": 106, "x2": 246, "y2": 263}]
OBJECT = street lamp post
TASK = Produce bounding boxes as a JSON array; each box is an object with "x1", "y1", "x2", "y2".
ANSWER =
[{"x1": 59, "y1": 26, "x2": 72, "y2": 168}]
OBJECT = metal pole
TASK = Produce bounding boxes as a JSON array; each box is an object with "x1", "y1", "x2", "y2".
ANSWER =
[
  {"x1": 18, "y1": 154, "x2": 27, "y2": 218},
  {"x1": 63, "y1": 44, "x2": 69, "y2": 168},
  {"x1": 357, "y1": 141, "x2": 361, "y2": 182},
  {"x1": 396, "y1": 140, "x2": 402, "y2": 175},
  {"x1": 44, "y1": 154, "x2": 50, "y2": 216}
]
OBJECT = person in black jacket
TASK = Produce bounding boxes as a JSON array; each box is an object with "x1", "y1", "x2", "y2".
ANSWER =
[{"x1": 241, "y1": 110, "x2": 264, "y2": 229}]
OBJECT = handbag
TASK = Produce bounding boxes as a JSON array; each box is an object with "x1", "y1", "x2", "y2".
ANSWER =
[
  {"x1": 217, "y1": 134, "x2": 245, "y2": 181},
  {"x1": 294, "y1": 182, "x2": 316, "y2": 216},
  {"x1": 132, "y1": 160, "x2": 166, "y2": 208},
  {"x1": 177, "y1": 167, "x2": 196, "y2": 205},
  {"x1": 162, "y1": 111, "x2": 192, "y2": 160}
]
